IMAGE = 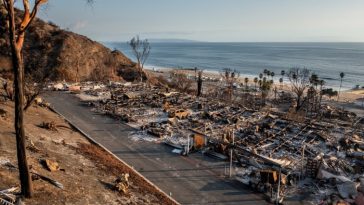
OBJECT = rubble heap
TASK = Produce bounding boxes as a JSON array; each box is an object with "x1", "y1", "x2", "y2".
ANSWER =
[{"x1": 72, "y1": 82, "x2": 364, "y2": 204}]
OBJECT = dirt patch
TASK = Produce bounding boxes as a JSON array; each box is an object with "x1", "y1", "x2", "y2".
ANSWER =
[{"x1": 77, "y1": 143, "x2": 175, "y2": 205}]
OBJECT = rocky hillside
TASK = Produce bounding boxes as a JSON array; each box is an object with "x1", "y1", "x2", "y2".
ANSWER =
[{"x1": 0, "y1": 7, "x2": 140, "y2": 82}]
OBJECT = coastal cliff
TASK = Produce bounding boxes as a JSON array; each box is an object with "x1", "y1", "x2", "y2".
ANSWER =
[{"x1": 0, "y1": 7, "x2": 139, "y2": 82}]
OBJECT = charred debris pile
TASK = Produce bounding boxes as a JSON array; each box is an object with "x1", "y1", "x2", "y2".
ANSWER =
[{"x1": 54, "y1": 81, "x2": 364, "y2": 204}]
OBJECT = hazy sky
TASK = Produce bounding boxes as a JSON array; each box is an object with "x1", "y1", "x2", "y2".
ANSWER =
[{"x1": 29, "y1": 0, "x2": 364, "y2": 42}]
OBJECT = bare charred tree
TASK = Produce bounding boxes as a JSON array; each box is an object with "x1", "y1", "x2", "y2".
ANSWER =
[
  {"x1": 1, "y1": 79, "x2": 14, "y2": 100},
  {"x1": 287, "y1": 67, "x2": 311, "y2": 111},
  {"x1": 2, "y1": 0, "x2": 94, "y2": 198},
  {"x1": 23, "y1": 65, "x2": 51, "y2": 111},
  {"x1": 170, "y1": 71, "x2": 193, "y2": 92},
  {"x1": 2, "y1": 0, "x2": 49, "y2": 197},
  {"x1": 1, "y1": 68, "x2": 49, "y2": 110},
  {"x1": 128, "y1": 35, "x2": 151, "y2": 82},
  {"x1": 197, "y1": 69, "x2": 203, "y2": 97}
]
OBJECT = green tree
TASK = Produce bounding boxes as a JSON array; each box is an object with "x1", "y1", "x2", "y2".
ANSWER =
[{"x1": 322, "y1": 88, "x2": 338, "y2": 99}]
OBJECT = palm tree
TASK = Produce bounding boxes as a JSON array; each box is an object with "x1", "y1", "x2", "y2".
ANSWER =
[
  {"x1": 279, "y1": 78, "x2": 283, "y2": 89},
  {"x1": 244, "y1": 77, "x2": 249, "y2": 91},
  {"x1": 267, "y1": 70, "x2": 271, "y2": 77},
  {"x1": 281, "y1": 70, "x2": 285, "y2": 77},
  {"x1": 263, "y1": 69, "x2": 268, "y2": 76},
  {"x1": 254, "y1": 77, "x2": 258, "y2": 90},
  {"x1": 271, "y1": 72, "x2": 275, "y2": 80},
  {"x1": 259, "y1": 73, "x2": 263, "y2": 79},
  {"x1": 309, "y1": 74, "x2": 319, "y2": 112},
  {"x1": 310, "y1": 74, "x2": 319, "y2": 89},
  {"x1": 319, "y1": 80, "x2": 325, "y2": 111},
  {"x1": 319, "y1": 80, "x2": 325, "y2": 90},
  {"x1": 292, "y1": 73, "x2": 297, "y2": 80},
  {"x1": 338, "y1": 72, "x2": 345, "y2": 101}
]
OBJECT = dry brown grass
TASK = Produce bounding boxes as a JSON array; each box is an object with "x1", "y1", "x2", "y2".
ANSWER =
[{"x1": 77, "y1": 143, "x2": 177, "y2": 205}]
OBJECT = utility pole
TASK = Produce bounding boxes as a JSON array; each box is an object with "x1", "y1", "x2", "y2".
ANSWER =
[
  {"x1": 276, "y1": 167, "x2": 282, "y2": 205},
  {"x1": 301, "y1": 144, "x2": 306, "y2": 181},
  {"x1": 229, "y1": 148, "x2": 232, "y2": 177},
  {"x1": 194, "y1": 67, "x2": 197, "y2": 81},
  {"x1": 186, "y1": 135, "x2": 190, "y2": 155},
  {"x1": 197, "y1": 70, "x2": 203, "y2": 97},
  {"x1": 229, "y1": 129, "x2": 235, "y2": 178}
]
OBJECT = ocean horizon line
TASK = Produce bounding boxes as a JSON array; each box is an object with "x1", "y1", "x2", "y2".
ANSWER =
[
  {"x1": 104, "y1": 41, "x2": 364, "y2": 91},
  {"x1": 102, "y1": 40, "x2": 364, "y2": 44}
]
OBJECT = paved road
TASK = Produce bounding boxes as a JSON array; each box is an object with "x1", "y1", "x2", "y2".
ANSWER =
[
  {"x1": 44, "y1": 91, "x2": 267, "y2": 205},
  {"x1": 328, "y1": 101, "x2": 364, "y2": 117}
]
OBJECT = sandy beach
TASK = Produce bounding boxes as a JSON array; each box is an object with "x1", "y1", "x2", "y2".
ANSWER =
[{"x1": 146, "y1": 66, "x2": 364, "y2": 105}]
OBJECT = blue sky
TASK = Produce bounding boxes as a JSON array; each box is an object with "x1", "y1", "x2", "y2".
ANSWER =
[{"x1": 29, "y1": 0, "x2": 364, "y2": 42}]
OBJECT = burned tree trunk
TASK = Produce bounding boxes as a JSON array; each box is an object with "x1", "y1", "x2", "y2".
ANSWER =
[
  {"x1": 197, "y1": 70, "x2": 203, "y2": 97},
  {"x1": 296, "y1": 94, "x2": 302, "y2": 111},
  {"x1": 6, "y1": 0, "x2": 33, "y2": 197},
  {"x1": 13, "y1": 47, "x2": 33, "y2": 198}
]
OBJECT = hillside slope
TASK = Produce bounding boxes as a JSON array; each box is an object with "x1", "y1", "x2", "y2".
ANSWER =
[{"x1": 0, "y1": 7, "x2": 140, "y2": 82}]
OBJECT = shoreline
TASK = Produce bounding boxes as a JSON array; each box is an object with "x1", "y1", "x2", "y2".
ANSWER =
[
  {"x1": 145, "y1": 66, "x2": 364, "y2": 104},
  {"x1": 144, "y1": 65, "x2": 362, "y2": 92}
]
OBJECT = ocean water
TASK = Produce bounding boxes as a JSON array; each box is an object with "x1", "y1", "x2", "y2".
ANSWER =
[{"x1": 104, "y1": 42, "x2": 364, "y2": 90}]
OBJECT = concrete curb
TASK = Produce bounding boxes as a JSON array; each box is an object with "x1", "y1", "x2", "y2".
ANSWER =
[{"x1": 48, "y1": 105, "x2": 181, "y2": 205}]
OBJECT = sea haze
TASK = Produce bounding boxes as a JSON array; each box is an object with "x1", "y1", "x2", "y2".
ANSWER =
[{"x1": 104, "y1": 42, "x2": 364, "y2": 90}]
